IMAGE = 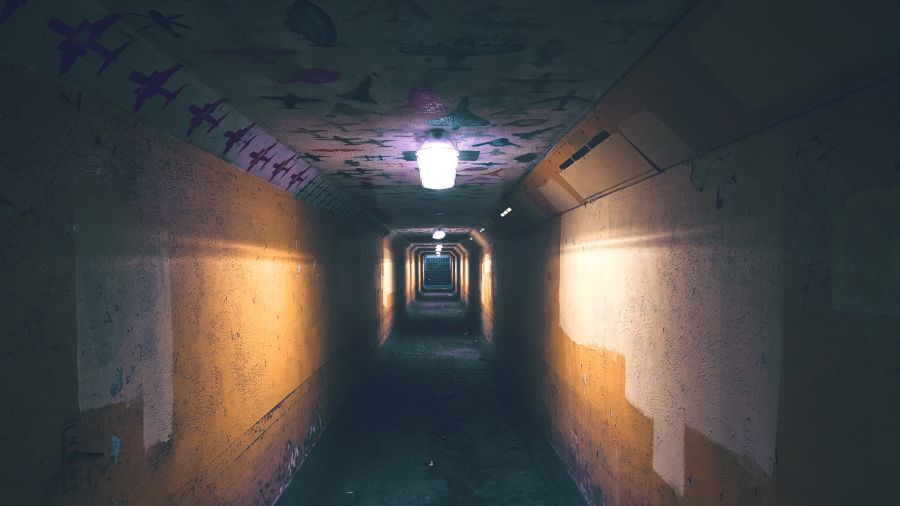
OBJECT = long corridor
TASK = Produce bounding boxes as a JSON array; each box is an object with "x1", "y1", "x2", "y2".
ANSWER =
[
  {"x1": 3, "y1": 1, "x2": 899, "y2": 504},
  {"x1": 277, "y1": 301, "x2": 583, "y2": 505}
]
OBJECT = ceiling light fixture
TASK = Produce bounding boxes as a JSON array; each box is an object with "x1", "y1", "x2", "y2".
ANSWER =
[
  {"x1": 417, "y1": 129, "x2": 458, "y2": 190},
  {"x1": 432, "y1": 230, "x2": 446, "y2": 240},
  {"x1": 479, "y1": 228, "x2": 485, "y2": 232},
  {"x1": 500, "y1": 207, "x2": 512, "y2": 218}
]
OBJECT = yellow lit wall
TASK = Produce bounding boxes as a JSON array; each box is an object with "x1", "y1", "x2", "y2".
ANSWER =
[
  {"x1": 479, "y1": 249, "x2": 494, "y2": 342},
  {"x1": 487, "y1": 76, "x2": 900, "y2": 505},
  {"x1": 459, "y1": 247, "x2": 469, "y2": 304},
  {"x1": 0, "y1": 62, "x2": 389, "y2": 505},
  {"x1": 378, "y1": 237, "x2": 395, "y2": 343}
]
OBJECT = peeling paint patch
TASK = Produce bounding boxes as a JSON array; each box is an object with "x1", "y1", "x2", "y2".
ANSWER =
[
  {"x1": 76, "y1": 228, "x2": 174, "y2": 449},
  {"x1": 109, "y1": 367, "x2": 123, "y2": 397},
  {"x1": 111, "y1": 435, "x2": 122, "y2": 464}
]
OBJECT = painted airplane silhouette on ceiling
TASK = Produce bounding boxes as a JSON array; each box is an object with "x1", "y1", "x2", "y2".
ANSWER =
[
  {"x1": 0, "y1": 0, "x2": 28, "y2": 24},
  {"x1": 187, "y1": 98, "x2": 228, "y2": 136},
  {"x1": 47, "y1": 14, "x2": 130, "y2": 75},
  {"x1": 222, "y1": 122, "x2": 255, "y2": 156},
  {"x1": 128, "y1": 64, "x2": 186, "y2": 112}
]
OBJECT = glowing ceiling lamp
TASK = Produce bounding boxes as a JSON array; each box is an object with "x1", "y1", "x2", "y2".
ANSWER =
[
  {"x1": 417, "y1": 130, "x2": 458, "y2": 190},
  {"x1": 500, "y1": 207, "x2": 512, "y2": 218},
  {"x1": 435, "y1": 244, "x2": 443, "y2": 251},
  {"x1": 432, "y1": 230, "x2": 446, "y2": 240}
]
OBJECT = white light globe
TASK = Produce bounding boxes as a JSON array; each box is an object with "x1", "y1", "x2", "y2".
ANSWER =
[
  {"x1": 417, "y1": 145, "x2": 458, "y2": 190},
  {"x1": 432, "y1": 230, "x2": 446, "y2": 240}
]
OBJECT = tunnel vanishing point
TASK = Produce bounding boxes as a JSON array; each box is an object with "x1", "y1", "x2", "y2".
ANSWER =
[{"x1": 1, "y1": 0, "x2": 899, "y2": 505}]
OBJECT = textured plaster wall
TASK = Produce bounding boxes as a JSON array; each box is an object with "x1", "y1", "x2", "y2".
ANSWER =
[
  {"x1": 488, "y1": 77, "x2": 900, "y2": 505},
  {"x1": 378, "y1": 237, "x2": 395, "y2": 344},
  {"x1": 0, "y1": 61, "x2": 388, "y2": 505}
]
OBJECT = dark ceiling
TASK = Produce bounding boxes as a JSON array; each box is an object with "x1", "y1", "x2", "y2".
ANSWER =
[
  {"x1": 0, "y1": 0, "x2": 689, "y2": 230},
  {"x1": 105, "y1": 0, "x2": 688, "y2": 228}
]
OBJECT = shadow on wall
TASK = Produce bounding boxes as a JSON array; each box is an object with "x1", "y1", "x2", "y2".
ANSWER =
[
  {"x1": 479, "y1": 249, "x2": 493, "y2": 342},
  {"x1": 379, "y1": 236, "x2": 395, "y2": 344},
  {"x1": 490, "y1": 216, "x2": 778, "y2": 506},
  {"x1": 486, "y1": 75, "x2": 900, "y2": 505},
  {"x1": 0, "y1": 62, "x2": 387, "y2": 505}
]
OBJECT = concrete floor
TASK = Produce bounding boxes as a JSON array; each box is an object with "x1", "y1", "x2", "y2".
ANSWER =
[{"x1": 277, "y1": 301, "x2": 584, "y2": 505}]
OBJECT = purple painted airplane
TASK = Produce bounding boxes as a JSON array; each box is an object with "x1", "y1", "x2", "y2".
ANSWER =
[
  {"x1": 187, "y1": 98, "x2": 228, "y2": 136},
  {"x1": 247, "y1": 142, "x2": 278, "y2": 172},
  {"x1": 286, "y1": 166, "x2": 313, "y2": 190},
  {"x1": 47, "y1": 14, "x2": 130, "y2": 75},
  {"x1": 222, "y1": 122, "x2": 255, "y2": 156},
  {"x1": 269, "y1": 154, "x2": 299, "y2": 182},
  {"x1": 128, "y1": 64, "x2": 186, "y2": 112},
  {"x1": 0, "y1": 0, "x2": 27, "y2": 24},
  {"x1": 238, "y1": 135, "x2": 257, "y2": 153}
]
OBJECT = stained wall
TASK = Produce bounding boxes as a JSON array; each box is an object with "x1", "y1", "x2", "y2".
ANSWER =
[
  {"x1": 0, "y1": 61, "x2": 390, "y2": 505},
  {"x1": 488, "y1": 76, "x2": 900, "y2": 505}
]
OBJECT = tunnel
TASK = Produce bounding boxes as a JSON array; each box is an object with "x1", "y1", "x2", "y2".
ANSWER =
[{"x1": 1, "y1": 0, "x2": 899, "y2": 504}]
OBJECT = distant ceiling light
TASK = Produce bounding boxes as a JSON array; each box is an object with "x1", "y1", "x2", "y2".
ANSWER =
[
  {"x1": 432, "y1": 230, "x2": 446, "y2": 240},
  {"x1": 500, "y1": 207, "x2": 512, "y2": 218},
  {"x1": 469, "y1": 237, "x2": 473, "y2": 240},
  {"x1": 435, "y1": 244, "x2": 443, "y2": 251},
  {"x1": 479, "y1": 228, "x2": 485, "y2": 232},
  {"x1": 417, "y1": 130, "x2": 458, "y2": 190}
]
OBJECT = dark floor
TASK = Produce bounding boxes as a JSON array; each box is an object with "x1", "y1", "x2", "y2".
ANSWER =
[{"x1": 277, "y1": 301, "x2": 585, "y2": 506}]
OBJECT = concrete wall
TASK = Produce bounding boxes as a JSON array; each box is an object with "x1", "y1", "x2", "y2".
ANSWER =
[
  {"x1": 0, "y1": 61, "x2": 390, "y2": 505},
  {"x1": 488, "y1": 76, "x2": 900, "y2": 505}
]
